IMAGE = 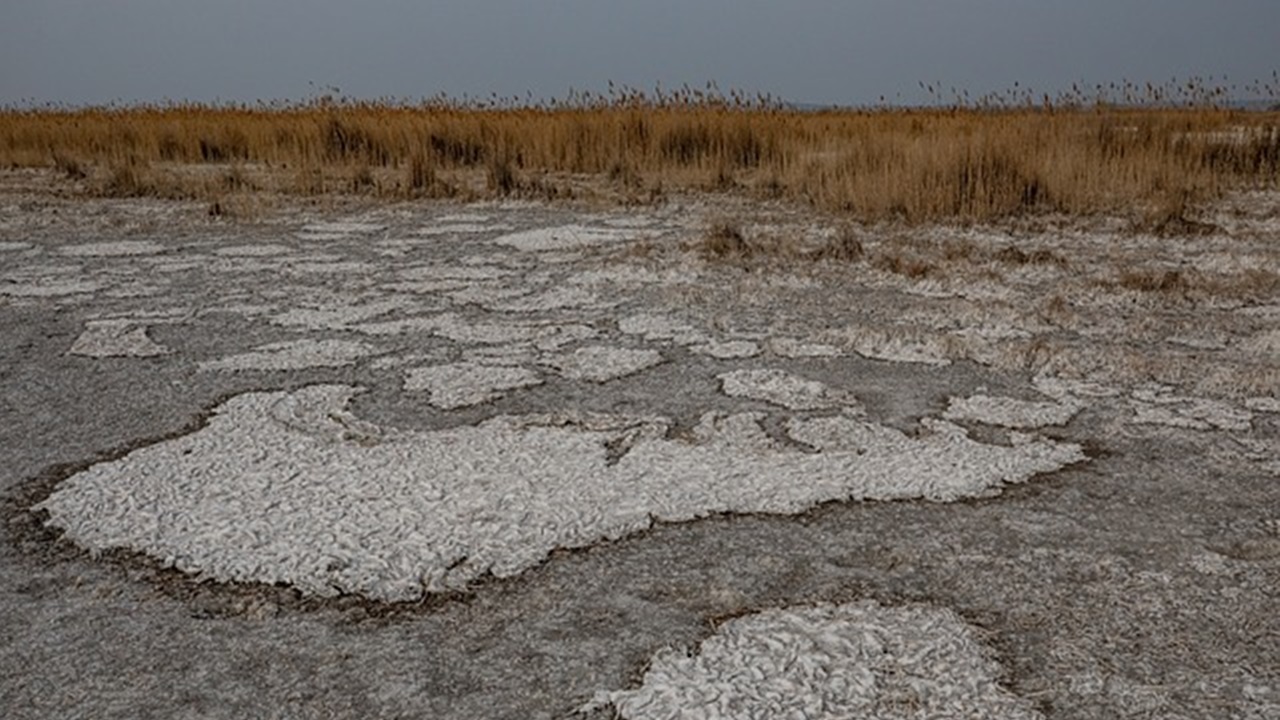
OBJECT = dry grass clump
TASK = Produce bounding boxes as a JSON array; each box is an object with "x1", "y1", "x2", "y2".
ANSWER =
[
  {"x1": 1113, "y1": 266, "x2": 1279, "y2": 301},
  {"x1": 2, "y1": 89, "x2": 1277, "y2": 223},
  {"x1": 697, "y1": 221, "x2": 869, "y2": 265},
  {"x1": 699, "y1": 220, "x2": 754, "y2": 260}
]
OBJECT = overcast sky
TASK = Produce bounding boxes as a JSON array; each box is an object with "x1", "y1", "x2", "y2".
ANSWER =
[{"x1": 2, "y1": 1, "x2": 1277, "y2": 107}]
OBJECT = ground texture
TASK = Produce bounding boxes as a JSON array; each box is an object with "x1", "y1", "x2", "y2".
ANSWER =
[{"x1": 1, "y1": 171, "x2": 1277, "y2": 718}]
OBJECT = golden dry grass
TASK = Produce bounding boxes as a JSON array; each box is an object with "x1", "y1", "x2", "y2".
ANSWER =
[{"x1": 2, "y1": 97, "x2": 1277, "y2": 222}]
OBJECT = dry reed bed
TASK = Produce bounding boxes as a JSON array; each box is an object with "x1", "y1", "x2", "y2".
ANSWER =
[{"x1": 2, "y1": 102, "x2": 1278, "y2": 222}]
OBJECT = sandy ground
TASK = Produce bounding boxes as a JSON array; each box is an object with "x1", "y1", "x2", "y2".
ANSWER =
[{"x1": 1, "y1": 170, "x2": 1277, "y2": 718}]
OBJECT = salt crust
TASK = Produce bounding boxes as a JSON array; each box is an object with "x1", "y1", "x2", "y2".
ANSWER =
[
  {"x1": 1, "y1": 279, "x2": 105, "y2": 297},
  {"x1": 1245, "y1": 397, "x2": 1280, "y2": 413},
  {"x1": 295, "y1": 222, "x2": 386, "y2": 240},
  {"x1": 283, "y1": 261, "x2": 377, "y2": 276},
  {"x1": 433, "y1": 212, "x2": 490, "y2": 223},
  {"x1": 404, "y1": 363, "x2": 543, "y2": 408},
  {"x1": 569, "y1": 266, "x2": 703, "y2": 288},
  {"x1": 37, "y1": 385, "x2": 1082, "y2": 601},
  {"x1": 719, "y1": 369, "x2": 861, "y2": 412},
  {"x1": 198, "y1": 339, "x2": 377, "y2": 371},
  {"x1": 690, "y1": 340, "x2": 761, "y2": 359},
  {"x1": 1239, "y1": 329, "x2": 1280, "y2": 356},
  {"x1": 271, "y1": 298, "x2": 414, "y2": 330},
  {"x1": 493, "y1": 224, "x2": 645, "y2": 252},
  {"x1": 60, "y1": 240, "x2": 166, "y2": 257},
  {"x1": 446, "y1": 284, "x2": 534, "y2": 306},
  {"x1": 546, "y1": 346, "x2": 664, "y2": 382},
  {"x1": 412, "y1": 223, "x2": 497, "y2": 236},
  {"x1": 488, "y1": 286, "x2": 605, "y2": 312},
  {"x1": 769, "y1": 337, "x2": 843, "y2": 358},
  {"x1": 462, "y1": 343, "x2": 538, "y2": 366},
  {"x1": 583, "y1": 601, "x2": 1042, "y2": 720},
  {"x1": 212, "y1": 244, "x2": 293, "y2": 257},
  {"x1": 839, "y1": 328, "x2": 952, "y2": 366},
  {"x1": 1032, "y1": 375, "x2": 1121, "y2": 401},
  {"x1": 397, "y1": 263, "x2": 512, "y2": 282},
  {"x1": 618, "y1": 313, "x2": 709, "y2": 345},
  {"x1": 352, "y1": 312, "x2": 597, "y2": 348},
  {"x1": 943, "y1": 394, "x2": 1081, "y2": 429},
  {"x1": 68, "y1": 322, "x2": 170, "y2": 358},
  {"x1": 1129, "y1": 386, "x2": 1253, "y2": 431}
]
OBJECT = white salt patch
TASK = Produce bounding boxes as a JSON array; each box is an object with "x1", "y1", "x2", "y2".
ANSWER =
[
  {"x1": 489, "y1": 286, "x2": 604, "y2": 313},
  {"x1": 435, "y1": 212, "x2": 490, "y2": 223},
  {"x1": 68, "y1": 322, "x2": 170, "y2": 358},
  {"x1": 201, "y1": 302, "x2": 281, "y2": 319},
  {"x1": 379, "y1": 280, "x2": 469, "y2": 295},
  {"x1": 404, "y1": 363, "x2": 543, "y2": 409},
  {"x1": 446, "y1": 284, "x2": 533, "y2": 306},
  {"x1": 493, "y1": 224, "x2": 645, "y2": 252},
  {"x1": 103, "y1": 281, "x2": 162, "y2": 299},
  {"x1": 1129, "y1": 387, "x2": 1253, "y2": 431},
  {"x1": 1032, "y1": 375, "x2": 1120, "y2": 401},
  {"x1": 943, "y1": 394, "x2": 1081, "y2": 429},
  {"x1": 951, "y1": 324, "x2": 1034, "y2": 341},
  {"x1": 144, "y1": 258, "x2": 205, "y2": 273},
  {"x1": 1, "y1": 279, "x2": 104, "y2": 297},
  {"x1": 199, "y1": 339, "x2": 376, "y2": 371},
  {"x1": 412, "y1": 223, "x2": 498, "y2": 236},
  {"x1": 570, "y1": 266, "x2": 702, "y2": 288},
  {"x1": 583, "y1": 601, "x2": 1042, "y2": 720},
  {"x1": 1166, "y1": 334, "x2": 1229, "y2": 350},
  {"x1": 690, "y1": 340, "x2": 761, "y2": 359},
  {"x1": 212, "y1": 244, "x2": 293, "y2": 257},
  {"x1": 398, "y1": 263, "x2": 512, "y2": 282},
  {"x1": 296, "y1": 221, "x2": 385, "y2": 240},
  {"x1": 1239, "y1": 329, "x2": 1280, "y2": 356},
  {"x1": 462, "y1": 343, "x2": 538, "y2": 367},
  {"x1": 532, "y1": 323, "x2": 598, "y2": 351},
  {"x1": 35, "y1": 385, "x2": 1082, "y2": 600},
  {"x1": 1245, "y1": 397, "x2": 1280, "y2": 413},
  {"x1": 433, "y1": 314, "x2": 543, "y2": 345},
  {"x1": 546, "y1": 346, "x2": 664, "y2": 382},
  {"x1": 1236, "y1": 304, "x2": 1280, "y2": 320},
  {"x1": 284, "y1": 261, "x2": 377, "y2": 275},
  {"x1": 600, "y1": 216, "x2": 659, "y2": 228},
  {"x1": 60, "y1": 240, "x2": 165, "y2": 257},
  {"x1": 769, "y1": 337, "x2": 843, "y2": 358},
  {"x1": 369, "y1": 351, "x2": 452, "y2": 371},
  {"x1": 271, "y1": 298, "x2": 414, "y2": 330},
  {"x1": 719, "y1": 369, "x2": 861, "y2": 411},
  {"x1": 618, "y1": 313, "x2": 708, "y2": 345},
  {"x1": 0, "y1": 242, "x2": 32, "y2": 252},
  {"x1": 843, "y1": 329, "x2": 951, "y2": 366}
]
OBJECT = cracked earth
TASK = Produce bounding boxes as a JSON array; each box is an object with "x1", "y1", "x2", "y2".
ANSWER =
[{"x1": 1, "y1": 174, "x2": 1277, "y2": 718}]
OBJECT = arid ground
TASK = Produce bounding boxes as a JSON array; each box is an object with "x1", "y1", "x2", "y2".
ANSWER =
[{"x1": 1, "y1": 167, "x2": 1277, "y2": 718}]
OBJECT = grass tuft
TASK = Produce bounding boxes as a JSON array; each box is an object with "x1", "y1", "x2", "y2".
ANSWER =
[{"x1": 699, "y1": 220, "x2": 753, "y2": 260}]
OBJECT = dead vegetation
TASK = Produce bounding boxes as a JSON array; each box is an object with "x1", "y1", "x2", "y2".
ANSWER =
[{"x1": 1, "y1": 91, "x2": 1277, "y2": 224}]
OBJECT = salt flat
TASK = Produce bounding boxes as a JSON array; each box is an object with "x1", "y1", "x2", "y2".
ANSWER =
[{"x1": 1, "y1": 179, "x2": 1277, "y2": 719}]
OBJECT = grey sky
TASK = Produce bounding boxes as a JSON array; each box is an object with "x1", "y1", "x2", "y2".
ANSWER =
[{"x1": 2, "y1": 1, "x2": 1276, "y2": 107}]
